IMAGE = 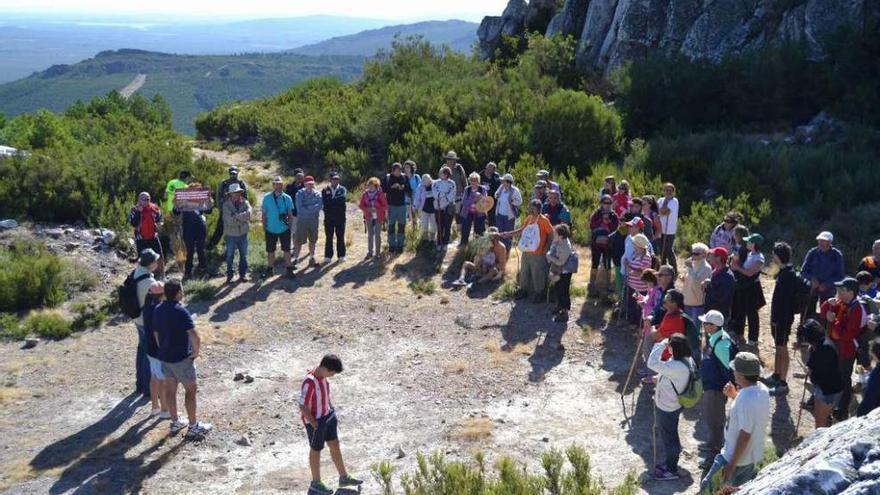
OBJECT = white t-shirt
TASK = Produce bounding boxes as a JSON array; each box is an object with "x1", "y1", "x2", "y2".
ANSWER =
[
  {"x1": 647, "y1": 342, "x2": 693, "y2": 412},
  {"x1": 743, "y1": 251, "x2": 765, "y2": 271},
  {"x1": 133, "y1": 265, "x2": 156, "y2": 326},
  {"x1": 722, "y1": 383, "x2": 770, "y2": 466},
  {"x1": 658, "y1": 197, "x2": 679, "y2": 235}
]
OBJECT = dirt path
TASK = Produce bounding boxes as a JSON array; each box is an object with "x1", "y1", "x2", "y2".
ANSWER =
[
  {"x1": 0, "y1": 149, "x2": 814, "y2": 494},
  {"x1": 120, "y1": 74, "x2": 146, "y2": 99}
]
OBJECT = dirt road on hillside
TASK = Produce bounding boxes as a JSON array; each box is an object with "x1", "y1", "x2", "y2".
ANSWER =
[
  {"x1": 120, "y1": 74, "x2": 146, "y2": 99},
  {"x1": 0, "y1": 149, "x2": 816, "y2": 494}
]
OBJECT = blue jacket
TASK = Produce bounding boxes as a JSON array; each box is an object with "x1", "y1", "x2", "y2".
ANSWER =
[
  {"x1": 801, "y1": 246, "x2": 845, "y2": 299},
  {"x1": 295, "y1": 188, "x2": 323, "y2": 221},
  {"x1": 705, "y1": 268, "x2": 735, "y2": 320}
]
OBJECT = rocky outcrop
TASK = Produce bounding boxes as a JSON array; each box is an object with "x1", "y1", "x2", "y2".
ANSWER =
[
  {"x1": 525, "y1": 0, "x2": 557, "y2": 33},
  {"x1": 477, "y1": 0, "x2": 529, "y2": 58},
  {"x1": 479, "y1": 0, "x2": 880, "y2": 76},
  {"x1": 738, "y1": 408, "x2": 880, "y2": 494}
]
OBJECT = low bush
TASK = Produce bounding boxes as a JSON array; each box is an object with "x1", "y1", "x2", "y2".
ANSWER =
[
  {"x1": 371, "y1": 446, "x2": 639, "y2": 495},
  {"x1": 677, "y1": 193, "x2": 772, "y2": 257},
  {"x1": 408, "y1": 279, "x2": 436, "y2": 296},
  {"x1": 70, "y1": 300, "x2": 110, "y2": 332},
  {"x1": 0, "y1": 313, "x2": 26, "y2": 340},
  {"x1": 61, "y1": 260, "x2": 101, "y2": 295},
  {"x1": 22, "y1": 310, "x2": 73, "y2": 340},
  {"x1": 0, "y1": 241, "x2": 66, "y2": 313},
  {"x1": 184, "y1": 280, "x2": 218, "y2": 302}
]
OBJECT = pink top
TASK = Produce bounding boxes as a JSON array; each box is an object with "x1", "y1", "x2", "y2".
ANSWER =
[{"x1": 627, "y1": 254, "x2": 653, "y2": 293}]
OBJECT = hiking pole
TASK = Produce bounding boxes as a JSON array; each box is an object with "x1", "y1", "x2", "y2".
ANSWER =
[
  {"x1": 622, "y1": 330, "x2": 645, "y2": 399},
  {"x1": 652, "y1": 401, "x2": 658, "y2": 474},
  {"x1": 791, "y1": 351, "x2": 810, "y2": 441}
]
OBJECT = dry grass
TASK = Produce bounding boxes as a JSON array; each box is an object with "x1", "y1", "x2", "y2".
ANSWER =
[
  {"x1": 1, "y1": 355, "x2": 57, "y2": 375},
  {"x1": 0, "y1": 459, "x2": 62, "y2": 491},
  {"x1": 201, "y1": 322, "x2": 256, "y2": 346},
  {"x1": 482, "y1": 340, "x2": 535, "y2": 366},
  {"x1": 449, "y1": 417, "x2": 494, "y2": 441},
  {"x1": 0, "y1": 387, "x2": 30, "y2": 403}
]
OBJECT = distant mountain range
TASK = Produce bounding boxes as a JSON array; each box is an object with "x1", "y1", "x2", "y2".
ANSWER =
[
  {"x1": 290, "y1": 20, "x2": 477, "y2": 56},
  {"x1": 0, "y1": 19, "x2": 478, "y2": 135}
]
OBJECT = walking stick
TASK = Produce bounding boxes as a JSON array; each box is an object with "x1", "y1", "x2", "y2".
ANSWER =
[
  {"x1": 622, "y1": 329, "x2": 645, "y2": 399},
  {"x1": 652, "y1": 401, "x2": 658, "y2": 473},
  {"x1": 792, "y1": 371, "x2": 809, "y2": 441}
]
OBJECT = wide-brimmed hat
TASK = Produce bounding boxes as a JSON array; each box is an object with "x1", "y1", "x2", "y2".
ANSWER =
[
  {"x1": 633, "y1": 234, "x2": 650, "y2": 249},
  {"x1": 475, "y1": 195, "x2": 495, "y2": 214},
  {"x1": 501, "y1": 173, "x2": 514, "y2": 183},
  {"x1": 444, "y1": 150, "x2": 459, "y2": 161},
  {"x1": 227, "y1": 183, "x2": 244, "y2": 195},
  {"x1": 699, "y1": 310, "x2": 725, "y2": 327}
]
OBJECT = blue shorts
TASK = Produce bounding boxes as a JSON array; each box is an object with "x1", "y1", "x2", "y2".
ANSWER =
[
  {"x1": 305, "y1": 410, "x2": 338, "y2": 451},
  {"x1": 814, "y1": 385, "x2": 841, "y2": 408},
  {"x1": 147, "y1": 355, "x2": 164, "y2": 379}
]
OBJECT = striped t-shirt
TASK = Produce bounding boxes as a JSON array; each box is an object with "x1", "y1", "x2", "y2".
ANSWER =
[
  {"x1": 299, "y1": 370, "x2": 332, "y2": 422},
  {"x1": 627, "y1": 254, "x2": 653, "y2": 293}
]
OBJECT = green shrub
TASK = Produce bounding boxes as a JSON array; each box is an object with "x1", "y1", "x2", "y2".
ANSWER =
[
  {"x1": 184, "y1": 280, "x2": 218, "y2": 302},
  {"x1": 0, "y1": 241, "x2": 66, "y2": 313},
  {"x1": 70, "y1": 300, "x2": 109, "y2": 332},
  {"x1": 0, "y1": 313, "x2": 26, "y2": 340},
  {"x1": 23, "y1": 310, "x2": 72, "y2": 340},
  {"x1": 373, "y1": 446, "x2": 638, "y2": 495},
  {"x1": 408, "y1": 279, "x2": 436, "y2": 296},
  {"x1": 61, "y1": 259, "x2": 101, "y2": 295}
]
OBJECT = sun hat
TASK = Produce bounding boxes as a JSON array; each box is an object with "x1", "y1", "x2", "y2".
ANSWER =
[
  {"x1": 733, "y1": 352, "x2": 761, "y2": 378},
  {"x1": 444, "y1": 150, "x2": 459, "y2": 160},
  {"x1": 139, "y1": 248, "x2": 160, "y2": 266},
  {"x1": 304, "y1": 175, "x2": 315, "y2": 185},
  {"x1": 271, "y1": 176, "x2": 283, "y2": 184},
  {"x1": 227, "y1": 183, "x2": 244, "y2": 195},
  {"x1": 475, "y1": 195, "x2": 495, "y2": 214},
  {"x1": 501, "y1": 173, "x2": 514, "y2": 183},
  {"x1": 816, "y1": 231, "x2": 834, "y2": 242},
  {"x1": 633, "y1": 234, "x2": 650, "y2": 250},
  {"x1": 698, "y1": 310, "x2": 725, "y2": 327}
]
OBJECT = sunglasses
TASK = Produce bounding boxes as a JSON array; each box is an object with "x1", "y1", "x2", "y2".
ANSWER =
[
  {"x1": 602, "y1": 201, "x2": 612, "y2": 205},
  {"x1": 691, "y1": 252, "x2": 705, "y2": 256}
]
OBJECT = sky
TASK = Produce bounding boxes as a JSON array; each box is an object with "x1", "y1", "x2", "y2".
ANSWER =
[{"x1": 2, "y1": 0, "x2": 509, "y2": 22}]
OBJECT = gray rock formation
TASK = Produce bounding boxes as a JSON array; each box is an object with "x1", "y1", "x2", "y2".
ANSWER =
[
  {"x1": 478, "y1": 0, "x2": 880, "y2": 76},
  {"x1": 477, "y1": 0, "x2": 529, "y2": 58},
  {"x1": 525, "y1": 0, "x2": 558, "y2": 33},
  {"x1": 738, "y1": 408, "x2": 880, "y2": 494}
]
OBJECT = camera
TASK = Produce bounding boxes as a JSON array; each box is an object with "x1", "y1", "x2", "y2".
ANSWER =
[{"x1": 279, "y1": 214, "x2": 289, "y2": 226}]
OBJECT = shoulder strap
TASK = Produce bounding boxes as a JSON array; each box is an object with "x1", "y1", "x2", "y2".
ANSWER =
[
  {"x1": 669, "y1": 361, "x2": 694, "y2": 396},
  {"x1": 134, "y1": 273, "x2": 152, "y2": 283}
]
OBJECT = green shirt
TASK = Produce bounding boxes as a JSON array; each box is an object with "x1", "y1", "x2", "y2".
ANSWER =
[{"x1": 164, "y1": 178, "x2": 188, "y2": 213}]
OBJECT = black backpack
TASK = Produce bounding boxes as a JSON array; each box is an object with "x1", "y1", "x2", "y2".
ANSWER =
[
  {"x1": 793, "y1": 272, "x2": 812, "y2": 315},
  {"x1": 119, "y1": 270, "x2": 152, "y2": 318}
]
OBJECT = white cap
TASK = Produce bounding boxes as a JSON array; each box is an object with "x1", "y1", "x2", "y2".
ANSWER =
[
  {"x1": 816, "y1": 231, "x2": 834, "y2": 242},
  {"x1": 698, "y1": 310, "x2": 725, "y2": 327}
]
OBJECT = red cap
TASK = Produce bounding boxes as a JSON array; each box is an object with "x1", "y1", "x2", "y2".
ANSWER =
[
  {"x1": 709, "y1": 247, "x2": 729, "y2": 261},
  {"x1": 626, "y1": 217, "x2": 644, "y2": 229},
  {"x1": 304, "y1": 175, "x2": 315, "y2": 184}
]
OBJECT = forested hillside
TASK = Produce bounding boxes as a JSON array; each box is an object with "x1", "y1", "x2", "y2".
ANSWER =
[{"x1": 196, "y1": 32, "x2": 880, "y2": 264}]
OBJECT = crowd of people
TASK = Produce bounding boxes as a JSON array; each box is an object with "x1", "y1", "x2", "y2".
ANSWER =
[{"x1": 123, "y1": 151, "x2": 880, "y2": 493}]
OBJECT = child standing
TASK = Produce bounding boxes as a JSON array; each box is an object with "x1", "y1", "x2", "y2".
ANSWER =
[
  {"x1": 299, "y1": 354, "x2": 362, "y2": 495},
  {"x1": 637, "y1": 269, "x2": 661, "y2": 376}
]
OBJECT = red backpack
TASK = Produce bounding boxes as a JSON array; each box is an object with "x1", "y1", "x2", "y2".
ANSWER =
[{"x1": 139, "y1": 204, "x2": 160, "y2": 240}]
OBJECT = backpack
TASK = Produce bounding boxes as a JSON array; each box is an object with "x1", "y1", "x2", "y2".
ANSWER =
[
  {"x1": 793, "y1": 271, "x2": 812, "y2": 315},
  {"x1": 119, "y1": 270, "x2": 152, "y2": 318},
  {"x1": 711, "y1": 332, "x2": 739, "y2": 383},
  {"x1": 671, "y1": 361, "x2": 703, "y2": 409}
]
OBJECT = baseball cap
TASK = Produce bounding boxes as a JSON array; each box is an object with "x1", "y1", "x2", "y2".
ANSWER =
[
  {"x1": 329, "y1": 172, "x2": 340, "y2": 180},
  {"x1": 816, "y1": 231, "x2": 834, "y2": 242},
  {"x1": 835, "y1": 277, "x2": 860, "y2": 293},
  {"x1": 501, "y1": 173, "x2": 514, "y2": 183},
  {"x1": 271, "y1": 176, "x2": 283, "y2": 184},
  {"x1": 138, "y1": 248, "x2": 160, "y2": 266},
  {"x1": 708, "y1": 247, "x2": 729, "y2": 261},
  {"x1": 698, "y1": 310, "x2": 725, "y2": 327},
  {"x1": 534, "y1": 180, "x2": 547, "y2": 189},
  {"x1": 743, "y1": 233, "x2": 764, "y2": 245},
  {"x1": 536, "y1": 170, "x2": 550, "y2": 178},
  {"x1": 733, "y1": 352, "x2": 761, "y2": 378},
  {"x1": 626, "y1": 217, "x2": 644, "y2": 229},
  {"x1": 304, "y1": 175, "x2": 315, "y2": 185}
]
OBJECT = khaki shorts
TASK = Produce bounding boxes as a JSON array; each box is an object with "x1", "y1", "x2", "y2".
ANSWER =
[
  {"x1": 162, "y1": 358, "x2": 197, "y2": 384},
  {"x1": 296, "y1": 218, "x2": 319, "y2": 245}
]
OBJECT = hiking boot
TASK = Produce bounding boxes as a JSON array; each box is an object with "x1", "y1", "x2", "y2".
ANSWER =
[
  {"x1": 338, "y1": 474, "x2": 363, "y2": 487},
  {"x1": 308, "y1": 480, "x2": 334, "y2": 495}
]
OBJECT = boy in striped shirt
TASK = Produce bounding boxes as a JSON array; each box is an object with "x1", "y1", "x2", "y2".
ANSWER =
[{"x1": 299, "y1": 354, "x2": 362, "y2": 495}]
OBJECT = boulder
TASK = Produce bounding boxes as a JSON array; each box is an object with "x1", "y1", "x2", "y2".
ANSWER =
[
  {"x1": 477, "y1": 0, "x2": 528, "y2": 58},
  {"x1": 554, "y1": 0, "x2": 590, "y2": 38},
  {"x1": 738, "y1": 408, "x2": 880, "y2": 494},
  {"x1": 0, "y1": 219, "x2": 18, "y2": 230}
]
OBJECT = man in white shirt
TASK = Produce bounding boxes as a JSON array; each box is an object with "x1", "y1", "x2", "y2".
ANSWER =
[
  {"x1": 494, "y1": 174, "x2": 522, "y2": 252},
  {"x1": 658, "y1": 183, "x2": 679, "y2": 276},
  {"x1": 700, "y1": 352, "x2": 770, "y2": 493}
]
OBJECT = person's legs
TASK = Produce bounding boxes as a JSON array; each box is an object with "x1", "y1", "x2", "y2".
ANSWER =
[
  {"x1": 184, "y1": 237, "x2": 196, "y2": 277},
  {"x1": 661, "y1": 234, "x2": 676, "y2": 275},
  {"x1": 702, "y1": 390, "x2": 727, "y2": 457},
  {"x1": 747, "y1": 305, "x2": 760, "y2": 343},
  {"x1": 557, "y1": 272, "x2": 572, "y2": 311},
  {"x1": 238, "y1": 235, "x2": 248, "y2": 276},
  {"x1": 474, "y1": 215, "x2": 486, "y2": 237},
  {"x1": 685, "y1": 305, "x2": 704, "y2": 325},
  {"x1": 324, "y1": 222, "x2": 335, "y2": 259},
  {"x1": 195, "y1": 234, "x2": 207, "y2": 273},
  {"x1": 531, "y1": 255, "x2": 548, "y2": 297},
  {"x1": 327, "y1": 440, "x2": 349, "y2": 477},
  {"x1": 309, "y1": 448, "x2": 322, "y2": 483},
  {"x1": 731, "y1": 292, "x2": 746, "y2": 341},
  {"x1": 836, "y1": 357, "x2": 856, "y2": 420},
  {"x1": 519, "y1": 253, "x2": 534, "y2": 293},
  {"x1": 336, "y1": 222, "x2": 346, "y2": 258},
  {"x1": 225, "y1": 236, "x2": 236, "y2": 277},
  {"x1": 814, "y1": 396, "x2": 834, "y2": 428},
  {"x1": 700, "y1": 454, "x2": 727, "y2": 493},
  {"x1": 460, "y1": 215, "x2": 472, "y2": 246},
  {"x1": 209, "y1": 214, "x2": 224, "y2": 248},
  {"x1": 164, "y1": 376, "x2": 179, "y2": 421},
  {"x1": 396, "y1": 207, "x2": 407, "y2": 250},
  {"x1": 182, "y1": 381, "x2": 197, "y2": 425},
  {"x1": 135, "y1": 324, "x2": 151, "y2": 395},
  {"x1": 656, "y1": 407, "x2": 682, "y2": 473},
  {"x1": 150, "y1": 375, "x2": 163, "y2": 410}
]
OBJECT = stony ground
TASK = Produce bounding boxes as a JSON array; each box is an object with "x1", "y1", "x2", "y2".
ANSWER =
[{"x1": 0, "y1": 151, "x2": 820, "y2": 495}]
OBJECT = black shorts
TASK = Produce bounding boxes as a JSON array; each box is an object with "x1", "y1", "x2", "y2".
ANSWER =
[
  {"x1": 772, "y1": 320, "x2": 793, "y2": 346},
  {"x1": 265, "y1": 230, "x2": 291, "y2": 253},
  {"x1": 135, "y1": 238, "x2": 164, "y2": 258},
  {"x1": 304, "y1": 411, "x2": 338, "y2": 451}
]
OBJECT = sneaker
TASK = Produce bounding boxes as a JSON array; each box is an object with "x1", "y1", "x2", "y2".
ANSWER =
[
  {"x1": 186, "y1": 421, "x2": 213, "y2": 439},
  {"x1": 149, "y1": 407, "x2": 161, "y2": 417},
  {"x1": 308, "y1": 480, "x2": 334, "y2": 495},
  {"x1": 452, "y1": 277, "x2": 467, "y2": 287},
  {"x1": 653, "y1": 467, "x2": 679, "y2": 481},
  {"x1": 238, "y1": 274, "x2": 249, "y2": 283},
  {"x1": 323, "y1": 257, "x2": 333, "y2": 265},
  {"x1": 159, "y1": 411, "x2": 171, "y2": 420},
  {"x1": 339, "y1": 256, "x2": 346, "y2": 262},
  {"x1": 226, "y1": 274, "x2": 234, "y2": 284},
  {"x1": 769, "y1": 383, "x2": 789, "y2": 397},
  {"x1": 339, "y1": 474, "x2": 363, "y2": 487},
  {"x1": 169, "y1": 420, "x2": 188, "y2": 434}
]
